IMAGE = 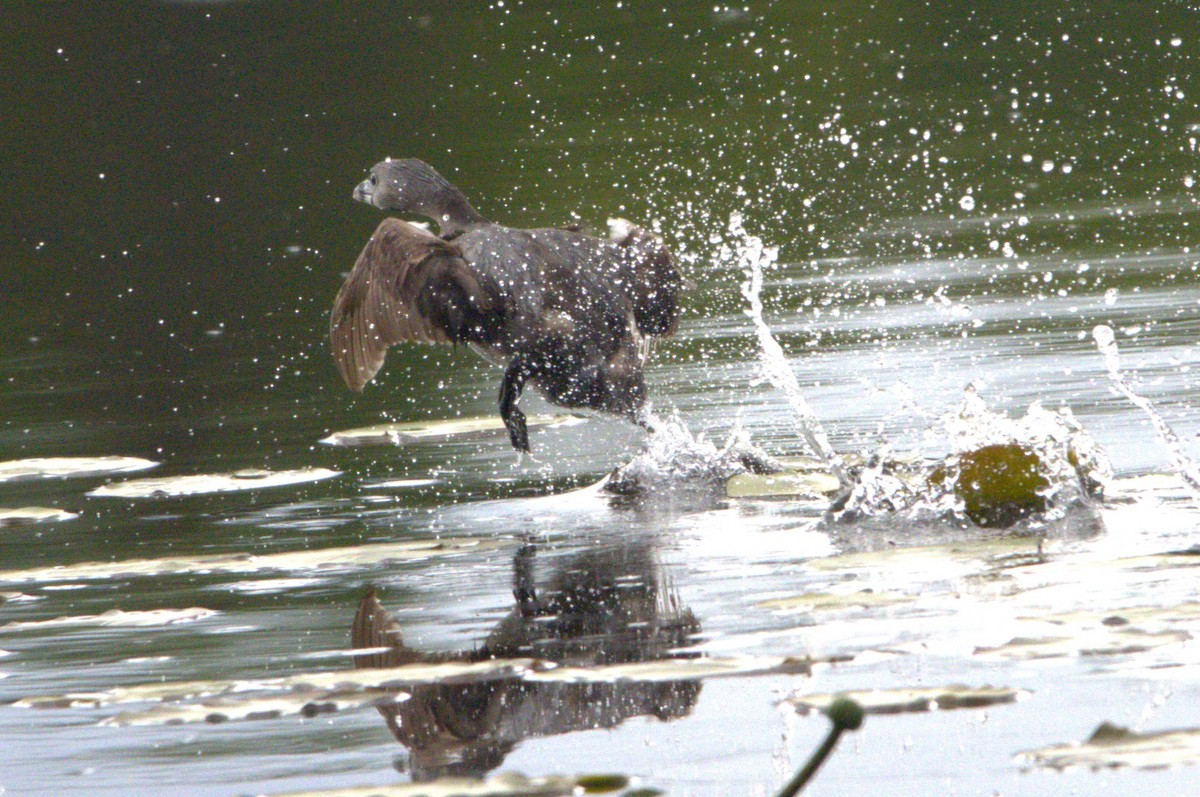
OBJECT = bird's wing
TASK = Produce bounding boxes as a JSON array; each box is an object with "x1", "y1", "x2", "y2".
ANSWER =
[
  {"x1": 608, "y1": 219, "x2": 684, "y2": 337},
  {"x1": 330, "y1": 217, "x2": 494, "y2": 391}
]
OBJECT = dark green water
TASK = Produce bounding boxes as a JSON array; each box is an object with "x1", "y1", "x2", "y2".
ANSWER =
[{"x1": 3, "y1": 2, "x2": 1200, "y2": 795}]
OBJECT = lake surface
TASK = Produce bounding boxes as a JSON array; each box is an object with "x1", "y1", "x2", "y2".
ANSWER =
[{"x1": 3, "y1": 2, "x2": 1200, "y2": 795}]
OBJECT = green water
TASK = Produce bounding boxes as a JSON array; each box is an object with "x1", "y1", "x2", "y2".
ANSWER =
[{"x1": 2, "y1": 2, "x2": 1200, "y2": 795}]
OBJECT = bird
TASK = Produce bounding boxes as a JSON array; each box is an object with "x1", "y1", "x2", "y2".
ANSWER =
[{"x1": 330, "y1": 158, "x2": 683, "y2": 452}]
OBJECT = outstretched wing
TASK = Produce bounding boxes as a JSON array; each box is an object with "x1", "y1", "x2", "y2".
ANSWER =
[
  {"x1": 330, "y1": 217, "x2": 495, "y2": 391},
  {"x1": 608, "y1": 218, "x2": 683, "y2": 337}
]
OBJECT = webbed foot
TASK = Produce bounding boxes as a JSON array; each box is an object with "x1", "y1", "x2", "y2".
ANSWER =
[
  {"x1": 505, "y1": 408, "x2": 530, "y2": 452},
  {"x1": 500, "y1": 357, "x2": 531, "y2": 453}
]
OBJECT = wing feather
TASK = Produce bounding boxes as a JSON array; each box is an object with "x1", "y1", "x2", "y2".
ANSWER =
[{"x1": 330, "y1": 218, "x2": 494, "y2": 391}]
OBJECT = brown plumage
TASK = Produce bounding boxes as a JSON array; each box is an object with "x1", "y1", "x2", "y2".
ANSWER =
[
  {"x1": 330, "y1": 218, "x2": 495, "y2": 391},
  {"x1": 330, "y1": 158, "x2": 683, "y2": 452}
]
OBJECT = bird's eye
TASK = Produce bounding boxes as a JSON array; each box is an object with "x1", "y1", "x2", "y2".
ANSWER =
[{"x1": 370, "y1": 174, "x2": 378, "y2": 186}]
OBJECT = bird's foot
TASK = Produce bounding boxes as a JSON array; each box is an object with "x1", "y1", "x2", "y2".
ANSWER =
[{"x1": 504, "y1": 408, "x2": 530, "y2": 453}]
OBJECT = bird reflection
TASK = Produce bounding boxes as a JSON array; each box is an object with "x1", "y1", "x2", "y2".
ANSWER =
[{"x1": 350, "y1": 542, "x2": 700, "y2": 781}]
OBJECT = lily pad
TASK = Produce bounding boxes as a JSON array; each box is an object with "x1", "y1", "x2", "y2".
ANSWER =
[
  {"x1": 0, "y1": 507, "x2": 79, "y2": 527},
  {"x1": 15, "y1": 660, "x2": 538, "y2": 710},
  {"x1": 1023, "y1": 602, "x2": 1200, "y2": 627},
  {"x1": 974, "y1": 627, "x2": 1191, "y2": 660},
  {"x1": 757, "y1": 590, "x2": 914, "y2": 613},
  {"x1": 98, "y1": 689, "x2": 399, "y2": 727},
  {"x1": 365, "y1": 478, "x2": 440, "y2": 489},
  {"x1": 945, "y1": 443, "x2": 1049, "y2": 527},
  {"x1": 0, "y1": 456, "x2": 158, "y2": 482},
  {"x1": 1019, "y1": 721, "x2": 1200, "y2": 770},
  {"x1": 726, "y1": 469, "x2": 841, "y2": 499},
  {"x1": 320, "y1": 415, "x2": 584, "y2": 447},
  {"x1": 0, "y1": 591, "x2": 42, "y2": 604},
  {"x1": 14, "y1": 654, "x2": 824, "y2": 713},
  {"x1": 87, "y1": 467, "x2": 340, "y2": 498},
  {"x1": 265, "y1": 772, "x2": 614, "y2": 797},
  {"x1": 522, "y1": 655, "x2": 819, "y2": 684},
  {"x1": 0, "y1": 537, "x2": 501, "y2": 585},
  {"x1": 0, "y1": 607, "x2": 217, "y2": 632},
  {"x1": 789, "y1": 685, "x2": 1027, "y2": 716},
  {"x1": 806, "y1": 536, "x2": 1043, "y2": 574}
]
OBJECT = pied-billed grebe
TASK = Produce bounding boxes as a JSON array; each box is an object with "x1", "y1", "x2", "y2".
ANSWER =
[{"x1": 330, "y1": 158, "x2": 682, "y2": 453}]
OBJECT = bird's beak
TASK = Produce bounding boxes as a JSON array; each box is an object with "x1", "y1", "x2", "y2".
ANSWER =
[{"x1": 353, "y1": 178, "x2": 374, "y2": 205}]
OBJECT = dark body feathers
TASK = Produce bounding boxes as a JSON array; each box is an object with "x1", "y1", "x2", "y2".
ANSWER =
[{"x1": 331, "y1": 159, "x2": 682, "y2": 452}]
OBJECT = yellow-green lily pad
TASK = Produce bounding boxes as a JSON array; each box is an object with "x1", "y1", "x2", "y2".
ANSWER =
[
  {"x1": 1, "y1": 607, "x2": 217, "y2": 632},
  {"x1": 320, "y1": 415, "x2": 584, "y2": 446},
  {"x1": 1024, "y1": 602, "x2": 1200, "y2": 627},
  {"x1": 263, "y1": 772, "x2": 609, "y2": 797},
  {"x1": 1019, "y1": 721, "x2": 1200, "y2": 770},
  {"x1": 950, "y1": 443, "x2": 1049, "y2": 527},
  {"x1": 14, "y1": 654, "x2": 822, "y2": 712},
  {"x1": 87, "y1": 467, "x2": 340, "y2": 498},
  {"x1": 0, "y1": 591, "x2": 42, "y2": 604},
  {"x1": 726, "y1": 469, "x2": 841, "y2": 499},
  {"x1": 98, "y1": 689, "x2": 398, "y2": 727},
  {"x1": 789, "y1": 685, "x2": 1027, "y2": 716},
  {"x1": 0, "y1": 507, "x2": 79, "y2": 527},
  {"x1": 806, "y1": 536, "x2": 1044, "y2": 574},
  {"x1": 0, "y1": 456, "x2": 158, "y2": 482},
  {"x1": 974, "y1": 627, "x2": 1191, "y2": 660},
  {"x1": 757, "y1": 590, "x2": 914, "y2": 613},
  {"x1": 0, "y1": 537, "x2": 502, "y2": 584}
]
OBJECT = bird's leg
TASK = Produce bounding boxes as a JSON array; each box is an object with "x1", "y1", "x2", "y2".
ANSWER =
[
  {"x1": 632, "y1": 402, "x2": 657, "y2": 435},
  {"x1": 500, "y1": 356, "x2": 530, "y2": 452}
]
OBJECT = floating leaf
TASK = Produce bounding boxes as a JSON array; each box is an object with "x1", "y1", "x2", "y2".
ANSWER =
[
  {"x1": 15, "y1": 654, "x2": 823, "y2": 713},
  {"x1": 952, "y1": 443, "x2": 1049, "y2": 527},
  {"x1": 0, "y1": 507, "x2": 78, "y2": 527},
  {"x1": 0, "y1": 537, "x2": 501, "y2": 584},
  {"x1": 88, "y1": 467, "x2": 340, "y2": 498},
  {"x1": 789, "y1": 685, "x2": 1027, "y2": 716},
  {"x1": 0, "y1": 591, "x2": 42, "y2": 604},
  {"x1": 320, "y1": 415, "x2": 584, "y2": 447},
  {"x1": 1023, "y1": 602, "x2": 1200, "y2": 627},
  {"x1": 0, "y1": 456, "x2": 158, "y2": 482},
  {"x1": 806, "y1": 536, "x2": 1042, "y2": 574},
  {"x1": 726, "y1": 469, "x2": 841, "y2": 499},
  {"x1": 1019, "y1": 721, "x2": 1200, "y2": 770},
  {"x1": 757, "y1": 590, "x2": 913, "y2": 613},
  {"x1": 265, "y1": 772, "x2": 599, "y2": 796},
  {"x1": 365, "y1": 478, "x2": 440, "y2": 489},
  {"x1": 0, "y1": 607, "x2": 217, "y2": 632},
  {"x1": 15, "y1": 660, "x2": 532, "y2": 710},
  {"x1": 99, "y1": 689, "x2": 400, "y2": 727},
  {"x1": 522, "y1": 655, "x2": 819, "y2": 684},
  {"x1": 974, "y1": 627, "x2": 1191, "y2": 660},
  {"x1": 575, "y1": 774, "x2": 629, "y2": 792}
]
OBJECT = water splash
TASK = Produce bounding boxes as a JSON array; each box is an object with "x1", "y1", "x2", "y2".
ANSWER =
[
  {"x1": 832, "y1": 385, "x2": 1109, "y2": 537},
  {"x1": 1093, "y1": 324, "x2": 1200, "y2": 500},
  {"x1": 607, "y1": 411, "x2": 778, "y2": 496},
  {"x1": 730, "y1": 212, "x2": 852, "y2": 493},
  {"x1": 724, "y1": 211, "x2": 1103, "y2": 534},
  {"x1": 947, "y1": 385, "x2": 1111, "y2": 510}
]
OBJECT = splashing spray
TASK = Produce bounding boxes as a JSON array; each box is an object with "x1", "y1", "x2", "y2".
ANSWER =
[
  {"x1": 1093, "y1": 324, "x2": 1200, "y2": 500},
  {"x1": 732, "y1": 212, "x2": 852, "y2": 494}
]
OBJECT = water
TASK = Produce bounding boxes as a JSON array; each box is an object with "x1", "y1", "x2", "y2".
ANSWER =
[
  {"x1": 1094, "y1": 323, "x2": 1200, "y2": 499},
  {"x1": 735, "y1": 211, "x2": 851, "y2": 492},
  {"x1": 4, "y1": 2, "x2": 1200, "y2": 795}
]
